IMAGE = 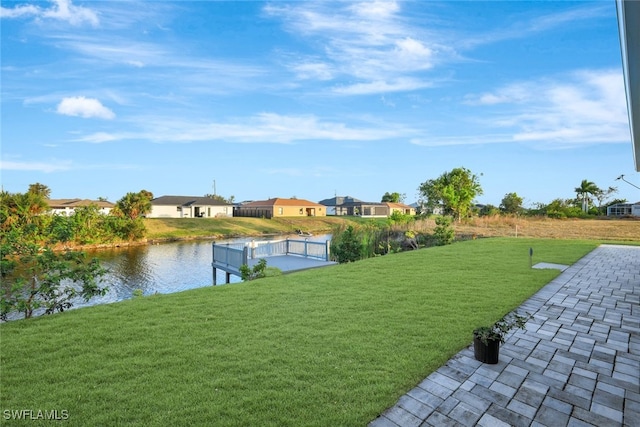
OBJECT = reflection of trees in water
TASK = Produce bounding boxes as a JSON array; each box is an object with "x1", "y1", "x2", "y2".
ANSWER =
[
  {"x1": 91, "y1": 246, "x2": 154, "y2": 298},
  {"x1": 86, "y1": 235, "x2": 331, "y2": 305},
  {"x1": 115, "y1": 247, "x2": 154, "y2": 294}
]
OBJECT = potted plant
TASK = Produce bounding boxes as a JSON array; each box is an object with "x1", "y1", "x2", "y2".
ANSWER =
[{"x1": 473, "y1": 312, "x2": 530, "y2": 364}]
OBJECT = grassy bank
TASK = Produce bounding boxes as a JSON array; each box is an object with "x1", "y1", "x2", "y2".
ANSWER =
[
  {"x1": 143, "y1": 216, "x2": 639, "y2": 242},
  {"x1": 143, "y1": 216, "x2": 373, "y2": 240},
  {"x1": 0, "y1": 238, "x2": 598, "y2": 426}
]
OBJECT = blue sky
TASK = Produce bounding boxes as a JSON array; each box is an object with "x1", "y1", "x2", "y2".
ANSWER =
[{"x1": 1, "y1": 0, "x2": 638, "y2": 207}]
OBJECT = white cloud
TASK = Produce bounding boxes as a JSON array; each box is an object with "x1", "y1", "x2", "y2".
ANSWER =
[
  {"x1": 348, "y1": 1, "x2": 399, "y2": 20},
  {"x1": 505, "y1": 71, "x2": 628, "y2": 145},
  {"x1": 1, "y1": 0, "x2": 99, "y2": 26},
  {"x1": 410, "y1": 134, "x2": 515, "y2": 147},
  {"x1": 395, "y1": 37, "x2": 432, "y2": 61},
  {"x1": 420, "y1": 69, "x2": 629, "y2": 148},
  {"x1": 333, "y1": 78, "x2": 433, "y2": 95},
  {"x1": 0, "y1": 159, "x2": 72, "y2": 173},
  {"x1": 464, "y1": 84, "x2": 531, "y2": 106},
  {"x1": 56, "y1": 96, "x2": 115, "y2": 119},
  {"x1": 0, "y1": 4, "x2": 40, "y2": 19},
  {"x1": 73, "y1": 112, "x2": 411, "y2": 144},
  {"x1": 74, "y1": 132, "x2": 121, "y2": 143},
  {"x1": 292, "y1": 61, "x2": 334, "y2": 81},
  {"x1": 50, "y1": 36, "x2": 165, "y2": 67},
  {"x1": 461, "y1": 4, "x2": 609, "y2": 49},
  {"x1": 265, "y1": 2, "x2": 443, "y2": 94}
]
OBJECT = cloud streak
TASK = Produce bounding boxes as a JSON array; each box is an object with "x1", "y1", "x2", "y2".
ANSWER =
[
  {"x1": 0, "y1": 159, "x2": 72, "y2": 173},
  {"x1": 73, "y1": 112, "x2": 413, "y2": 144},
  {"x1": 414, "y1": 69, "x2": 629, "y2": 148}
]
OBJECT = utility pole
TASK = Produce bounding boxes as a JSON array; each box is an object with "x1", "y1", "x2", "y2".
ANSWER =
[{"x1": 213, "y1": 180, "x2": 216, "y2": 196}]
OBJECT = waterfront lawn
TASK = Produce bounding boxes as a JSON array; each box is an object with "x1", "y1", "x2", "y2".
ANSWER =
[{"x1": 0, "y1": 238, "x2": 597, "y2": 426}]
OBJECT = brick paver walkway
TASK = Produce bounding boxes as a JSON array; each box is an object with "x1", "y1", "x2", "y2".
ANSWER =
[{"x1": 369, "y1": 244, "x2": 640, "y2": 427}]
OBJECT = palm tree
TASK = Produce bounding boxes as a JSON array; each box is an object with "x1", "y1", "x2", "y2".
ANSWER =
[
  {"x1": 575, "y1": 180, "x2": 600, "y2": 213},
  {"x1": 115, "y1": 190, "x2": 153, "y2": 220}
]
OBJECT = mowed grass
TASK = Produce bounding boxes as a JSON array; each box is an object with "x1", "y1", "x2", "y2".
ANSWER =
[
  {"x1": 143, "y1": 217, "x2": 362, "y2": 240},
  {"x1": 1, "y1": 238, "x2": 598, "y2": 426},
  {"x1": 143, "y1": 216, "x2": 640, "y2": 242}
]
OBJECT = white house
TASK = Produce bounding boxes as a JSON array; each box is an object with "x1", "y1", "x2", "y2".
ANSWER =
[
  {"x1": 47, "y1": 199, "x2": 114, "y2": 216},
  {"x1": 148, "y1": 196, "x2": 232, "y2": 218},
  {"x1": 607, "y1": 201, "x2": 640, "y2": 217}
]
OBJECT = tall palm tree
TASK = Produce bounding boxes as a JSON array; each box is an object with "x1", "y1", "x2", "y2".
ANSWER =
[{"x1": 575, "y1": 179, "x2": 600, "y2": 213}]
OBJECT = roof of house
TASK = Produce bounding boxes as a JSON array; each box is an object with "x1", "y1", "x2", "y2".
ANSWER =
[
  {"x1": 47, "y1": 199, "x2": 115, "y2": 208},
  {"x1": 338, "y1": 200, "x2": 387, "y2": 207},
  {"x1": 240, "y1": 198, "x2": 324, "y2": 208},
  {"x1": 318, "y1": 196, "x2": 362, "y2": 206},
  {"x1": 151, "y1": 196, "x2": 231, "y2": 206},
  {"x1": 608, "y1": 201, "x2": 640, "y2": 207}
]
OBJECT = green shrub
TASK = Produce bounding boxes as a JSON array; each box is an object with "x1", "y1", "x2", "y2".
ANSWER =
[
  {"x1": 434, "y1": 215, "x2": 455, "y2": 246},
  {"x1": 240, "y1": 259, "x2": 268, "y2": 281},
  {"x1": 331, "y1": 225, "x2": 362, "y2": 263}
]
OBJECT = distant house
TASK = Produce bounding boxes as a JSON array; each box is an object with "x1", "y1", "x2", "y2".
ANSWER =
[
  {"x1": 319, "y1": 196, "x2": 416, "y2": 217},
  {"x1": 233, "y1": 198, "x2": 326, "y2": 219},
  {"x1": 148, "y1": 196, "x2": 232, "y2": 218},
  {"x1": 47, "y1": 199, "x2": 114, "y2": 216},
  {"x1": 607, "y1": 202, "x2": 640, "y2": 217},
  {"x1": 318, "y1": 196, "x2": 362, "y2": 215},
  {"x1": 385, "y1": 202, "x2": 416, "y2": 216},
  {"x1": 337, "y1": 201, "x2": 389, "y2": 217}
]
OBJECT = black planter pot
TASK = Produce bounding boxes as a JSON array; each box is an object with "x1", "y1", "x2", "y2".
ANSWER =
[{"x1": 473, "y1": 336, "x2": 500, "y2": 364}]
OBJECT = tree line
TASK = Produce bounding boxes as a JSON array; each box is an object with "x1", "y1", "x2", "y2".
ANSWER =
[
  {"x1": 410, "y1": 168, "x2": 624, "y2": 221},
  {"x1": 0, "y1": 184, "x2": 154, "y2": 320}
]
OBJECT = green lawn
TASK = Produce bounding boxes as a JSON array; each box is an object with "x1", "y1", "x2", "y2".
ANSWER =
[{"x1": 0, "y1": 238, "x2": 598, "y2": 426}]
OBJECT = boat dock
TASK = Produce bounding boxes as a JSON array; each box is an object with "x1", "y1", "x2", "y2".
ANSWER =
[{"x1": 211, "y1": 238, "x2": 337, "y2": 284}]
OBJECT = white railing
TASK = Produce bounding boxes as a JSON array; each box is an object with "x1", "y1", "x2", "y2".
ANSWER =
[
  {"x1": 247, "y1": 238, "x2": 330, "y2": 261},
  {"x1": 212, "y1": 238, "x2": 331, "y2": 280},
  {"x1": 212, "y1": 243, "x2": 247, "y2": 275}
]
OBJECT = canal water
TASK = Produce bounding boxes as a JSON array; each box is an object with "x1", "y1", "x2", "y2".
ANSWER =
[{"x1": 77, "y1": 234, "x2": 331, "y2": 310}]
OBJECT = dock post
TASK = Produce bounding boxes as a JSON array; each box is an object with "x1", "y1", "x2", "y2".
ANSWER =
[
  {"x1": 325, "y1": 240, "x2": 331, "y2": 261},
  {"x1": 212, "y1": 242, "x2": 217, "y2": 286},
  {"x1": 226, "y1": 272, "x2": 231, "y2": 284}
]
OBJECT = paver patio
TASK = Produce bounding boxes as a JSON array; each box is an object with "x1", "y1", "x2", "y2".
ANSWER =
[{"x1": 369, "y1": 244, "x2": 640, "y2": 427}]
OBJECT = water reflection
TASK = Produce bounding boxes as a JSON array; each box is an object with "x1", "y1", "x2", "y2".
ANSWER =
[
  {"x1": 76, "y1": 234, "x2": 330, "y2": 310},
  {"x1": 83, "y1": 241, "x2": 242, "y2": 308}
]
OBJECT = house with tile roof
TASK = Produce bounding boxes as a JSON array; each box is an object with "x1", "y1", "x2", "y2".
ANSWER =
[
  {"x1": 47, "y1": 199, "x2": 115, "y2": 216},
  {"x1": 233, "y1": 198, "x2": 326, "y2": 219},
  {"x1": 148, "y1": 196, "x2": 232, "y2": 218}
]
